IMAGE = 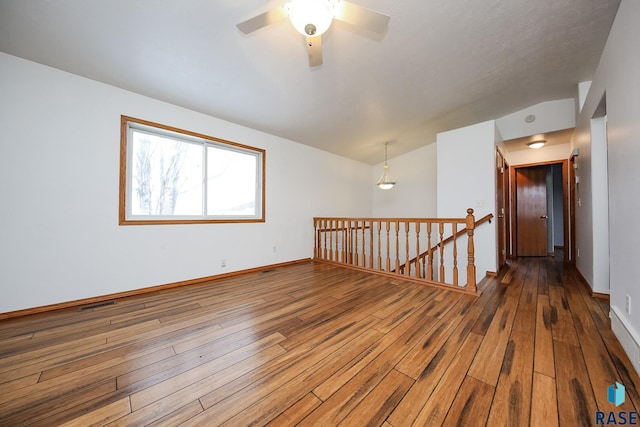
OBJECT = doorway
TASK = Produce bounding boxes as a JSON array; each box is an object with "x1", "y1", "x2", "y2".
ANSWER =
[
  {"x1": 511, "y1": 161, "x2": 570, "y2": 261},
  {"x1": 496, "y1": 149, "x2": 509, "y2": 268}
]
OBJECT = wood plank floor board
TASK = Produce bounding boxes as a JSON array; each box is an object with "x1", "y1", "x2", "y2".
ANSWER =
[
  {"x1": 0, "y1": 336, "x2": 109, "y2": 385},
  {"x1": 530, "y1": 372, "x2": 559, "y2": 427},
  {"x1": 385, "y1": 308, "x2": 483, "y2": 426},
  {"x1": 336, "y1": 368, "x2": 413, "y2": 427},
  {"x1": 441, "y1": 375, "x2": 495, "y2": 427},
  {"x1": 0, "y1": 345, "x2": 175, "y2": 415},
  {"x1": 534, "y1": 294, "x2": 556, "y2": 378},
  {"x1": 196, "y1": 316, "x2": 383, "y2": 409},
  {"x1": 296, "y1": 313, "x2": 441, "y2": 426},
  {"x1": 188, "y1": 320, "x2": 384, "y2": 426},
  {"x1": 206, "y1": 327, "x2": 386, "y2": 426},
  {"x1": 145, "y1": 400, "x2": 204, "y2": 427},
  {"x1": 59, "y1": 396, "x2": 131, "y2": 427},
  {"x1": 602, "y1": 336, "x2": 640, "y2": 410},
  {"x1": 548, "y1": 284, "x2": 580, "y2": 346},
  {"x1": 110, "y1": 343, "x2": 287, "y2": 426},
  {"x1": 0, "y1": 378, "x2": 117, "y2": 426},
  {"x1": 0, "y1": 371, "x2": 39, "y2": 395},
  {"x1": 403, "y1": 332, "x2": 484, "y2": 426},
  {"x1": 129, "y1": 333, "x2": 287, "y2": 411},
  {"x1": 554, "y1": 340, "x2": 598, "y2": 427},
  {"x1": 265, "y1": 393, "x2": 322, "y2": 427},
  {"x1": 39, "y1": 340, "x2": 177, "y2": 382},
  {"x1": 486, "y1": 297, "x2": 536, "y2": 426},
  {"x1": 562, "y1": 274, "x2": 636, "y2": 413},
  {"x1": 467, "y1": 294, "x2": 520, "y2": 386},
  {"x1": 0, "y1": 259, "x2": 638, "y2": 426},
  {"x1": 311, "y1": 301, "x2": 440, "y2": 401},
  {"x1": 394, "y1": 295, "x2": 476, "y2": 379}
]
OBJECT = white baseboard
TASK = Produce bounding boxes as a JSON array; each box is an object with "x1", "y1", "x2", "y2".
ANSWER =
[{"x1": 610, "y1": 305, "x2": 640, "y2": 378}]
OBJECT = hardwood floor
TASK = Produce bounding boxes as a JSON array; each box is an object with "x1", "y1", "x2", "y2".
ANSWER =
[{"x1": 0, "y1": 256, "x2": 638, "y2": 426}]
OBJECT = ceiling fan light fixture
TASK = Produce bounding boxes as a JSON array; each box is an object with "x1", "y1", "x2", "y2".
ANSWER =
[
  {"x1": 288, "y1": 0, "x2": 334, "y2": 36},
  {"x1": 527, "y1": 140, "x2": 546, "y2": 149},
  {"x1": 376, "y1": 142, "x2": 396, "y2": 190}
]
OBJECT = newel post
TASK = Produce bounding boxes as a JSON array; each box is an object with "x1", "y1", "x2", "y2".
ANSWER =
[{"x1": 466, "y1": 208, "x2": 477, "y2": 293}]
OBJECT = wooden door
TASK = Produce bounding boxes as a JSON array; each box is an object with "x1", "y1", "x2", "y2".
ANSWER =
[{"x1": 516, "y1": 166, "x2": 548, "y2": 256}]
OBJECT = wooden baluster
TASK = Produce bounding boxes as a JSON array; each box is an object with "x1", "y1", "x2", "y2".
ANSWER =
[
  {"x1": 361, "y1": 220, "x2": 366, "y2": 267},
  {"x1": 395, "y1": 221, "x2": 400, "y2": 273},
  {"x1": 328, "y1": 219, "x2": 334, "y2": 261},
  {"x1": 357, "y1": 220, "x2": 362, "y2": 266},
  {"x1": 334, "y1": 219, "x2": 339, "y2": 262},
  {"x1": 314, "y1": 219, "x2": 319, "y2": 259},
  {"x1": 340, "y1": 219, "x2": 346, "y2": 263},
  {"x1": 466, "y1": 208, "x2": 477, "y2": 293},
  {"x1": 404, "y1": 221, "x2": 410, "y2": 276},
  {"x1": 352, "y1": 220, "x2": 358, "y2": 266},
  {"x1": 385, "y1": 221, "x2": 391, "y2": 271},
  {"x1": 335, "y1": 219, "x2": 340, "y2": 263},
  {"x1": 415, "y1": 221, "x2": 421, "y2": 278},
  {"x1": 356, "y1": 220, "x2": 361, "y2": 266},
  {"x1": 427, "y1": 222, "x2": 433, "y2": 280},
  {"x1": 346, "y1": 220, "x2": 351, "y2": 264},
  {"x1": 439, "y1": 222, "x2": 445, "y2": 283},
  {"x1": 377, "y1": 221, "x2": 382, "y2": 271},
  {"x1": 320, "y1": 219, "x2": 325, "y2": 260},
  {"x1": 369, "y1": 220, "x2": 374, "y2": 269},
  {"x1": 452, "y1": 222, "x2": 458, "y2": 286}
]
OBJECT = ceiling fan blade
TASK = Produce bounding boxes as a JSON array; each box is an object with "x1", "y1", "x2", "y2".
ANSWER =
[
  {"x1": 334, "y1": 1, "x2": 390, "y2": 34},
  {"x1": 306, "y1": 36, "x2": 323, "y2": 67},
  {"x1": 236, "y1": 5, "x2": 289, "y2": 34}
]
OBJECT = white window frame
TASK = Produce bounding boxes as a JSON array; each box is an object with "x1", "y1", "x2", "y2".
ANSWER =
[{"x1": 119, "y1": 116, "x2": 265, "y2": 225}]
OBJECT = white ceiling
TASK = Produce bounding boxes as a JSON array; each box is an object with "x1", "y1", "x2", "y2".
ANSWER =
[{"x1": 0, "y1": 0, "x2": 620, "y2": 164}]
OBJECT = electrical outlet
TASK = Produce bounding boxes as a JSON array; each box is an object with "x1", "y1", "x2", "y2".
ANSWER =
[
  {"x1": 221, "y1": 259, "x2": 226, "y2": 268},
  {"x1": 626, "y1": 295, "x2": 631, "y2": 315},
  {"x1": 273, "y1": 246, "x2": 277, "y2": 253},
  {"x1": 577, "y1": 248, "x2": 580, "y2": 257}
]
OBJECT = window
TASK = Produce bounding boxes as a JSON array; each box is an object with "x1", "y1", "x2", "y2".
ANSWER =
[{"x1": 119, "y1": 116, "x2": 265, "y2": 224}]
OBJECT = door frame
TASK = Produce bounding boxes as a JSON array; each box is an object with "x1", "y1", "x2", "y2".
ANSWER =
[
  {"x1": 496, "y1": 148, "x2": 510, "y2": 267},
  {"x1": 509, "y1": 159, "x2": 570, "y2": 262}
]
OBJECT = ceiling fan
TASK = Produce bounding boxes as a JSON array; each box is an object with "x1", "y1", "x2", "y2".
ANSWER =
[{"x1": 236, "y1": 0, "x2": 390, "y2": 67}]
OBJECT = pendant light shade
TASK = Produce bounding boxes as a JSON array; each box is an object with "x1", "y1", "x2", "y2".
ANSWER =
[{"x1": 376, "y1": 142, "x2": 396, "y2": 190}]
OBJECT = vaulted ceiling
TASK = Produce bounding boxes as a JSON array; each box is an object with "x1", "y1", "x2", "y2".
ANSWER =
[{"x1": 0, "y1": 0, "x2": 620, "y2": 163}]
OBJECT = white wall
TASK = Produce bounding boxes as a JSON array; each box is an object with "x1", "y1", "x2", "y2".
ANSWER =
[
  {"x1": 496, "y1": 98, "x2": 576, "y2": 141},
  {"x1": 572, "y1": 0, "x2": 640, "y2": 375},
  {"x1": 372, "y1": 143, "x2": 437, "y2": 217},
  {"x1": 436, "y1": 120, "x2": 497, "y2": 282},
  {"x1": 590, "y1": 116, "x2": 610, "y2": 294},
  {"x1": 506, "y1": 143, "x2": 572, "y2": 166},
  {"x1": 0, "y1": 53, "x2": 372, "y2": 314}
]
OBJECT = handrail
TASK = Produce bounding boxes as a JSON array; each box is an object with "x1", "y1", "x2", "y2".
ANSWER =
[
  {"x1": 397, "y1": 213, "x2": 493, "y2": 274},
  {"x1": 313, "y1": 208, "x2": 484, "y2": 294}
]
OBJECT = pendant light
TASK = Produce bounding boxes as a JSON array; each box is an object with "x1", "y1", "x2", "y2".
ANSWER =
[{"x1": 376, "y1": 142, "x2": 396, "y2": 190}]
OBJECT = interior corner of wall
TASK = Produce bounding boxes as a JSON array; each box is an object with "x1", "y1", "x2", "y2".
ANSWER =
[{"x1": 610, "y1": 305, "x2": 640, "y2": 378}]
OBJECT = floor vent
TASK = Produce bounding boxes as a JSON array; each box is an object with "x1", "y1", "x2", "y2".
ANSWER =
[{"x1": 79, "y1": 301, "x2": 116, "y2": 311}]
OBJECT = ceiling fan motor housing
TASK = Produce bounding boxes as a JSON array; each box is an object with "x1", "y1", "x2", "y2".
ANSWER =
[{"x1": 304, "y1": 23, "x2": 317, "y2": 35}]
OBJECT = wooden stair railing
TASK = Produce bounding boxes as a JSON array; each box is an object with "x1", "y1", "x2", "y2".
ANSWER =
[
  {"x1": 397, "y1": 212, "x2": 493, "y2": 275},
  {"x1": 313, "y1": 208, "x2": 486, "y2": 295}
]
